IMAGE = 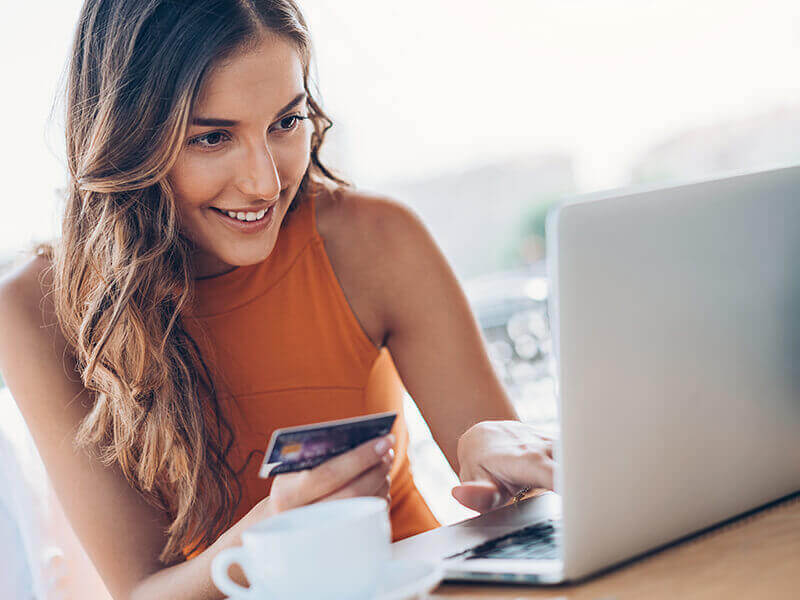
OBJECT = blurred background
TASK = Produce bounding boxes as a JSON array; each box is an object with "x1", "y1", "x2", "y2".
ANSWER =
[{"x1": 2, "y1": 0, "x2": 800, "y2": 560}]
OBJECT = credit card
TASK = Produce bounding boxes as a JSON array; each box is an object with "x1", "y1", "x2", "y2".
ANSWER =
[{"x1": 258, "y1": 411, "x2": 397, "y2": 478}]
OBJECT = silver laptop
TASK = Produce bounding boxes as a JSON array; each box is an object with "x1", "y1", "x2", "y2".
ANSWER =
[{"x1": 392, "y1": 164, "x2": 800, "y2": 584}]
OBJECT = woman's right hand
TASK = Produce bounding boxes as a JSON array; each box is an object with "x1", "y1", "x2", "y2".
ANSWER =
[
  {"x1": 268, "y1": 433, "x2": 396, "y2": 515},
  {"x1": 210, "y1": 434, "x2": 396, "y2": 592}
]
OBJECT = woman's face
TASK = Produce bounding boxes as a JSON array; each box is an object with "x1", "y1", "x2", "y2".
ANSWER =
[{"x1": 168, "y1": 35, "x2": 312, "y2": 278}]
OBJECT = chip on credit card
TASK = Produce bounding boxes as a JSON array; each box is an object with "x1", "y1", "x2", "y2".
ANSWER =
[{"x1": 258, "y1": 411, "x2": 397, "y2": 478}]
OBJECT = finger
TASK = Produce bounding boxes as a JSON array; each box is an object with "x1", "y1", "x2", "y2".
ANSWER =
[
  {"x1": 458, "y1": 462, "x2": 478, "y2": 483},
  {"x1": 294, "y1": 435, "x2": 395, "y2": 504},
  {"x1": 545, "y1": 441, "x2": 554, "y2": 459},
  {"x1": 528, "y1": 428, "x2": 557, "y2": 444},
  {"x1": 320, "y1": 457, "x2": 393, "y2": 502},
  {"x1": 377, "y1": 475, "x2": 391, "y2": 501},
  {"x1": 321, "y1": 461, "x2": 391, "y2": 502},
  {"x1": 451, "y1": 481, "x2": 502, "y2": 513},
  {"x1": 483, "y1": 451, "x2": 556, "y2": 496},
  {"x1": 527, "y1": 454, "x2": 555, "y2": 490}
]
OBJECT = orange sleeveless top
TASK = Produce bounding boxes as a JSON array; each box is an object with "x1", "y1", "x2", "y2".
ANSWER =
[{"x1": 182, "y1": 190, "x2": 440, "y2": 557}]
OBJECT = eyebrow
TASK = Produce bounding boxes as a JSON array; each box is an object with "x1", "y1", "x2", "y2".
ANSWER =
[{"x1": 191, "y1": 92, "x2": 307, "y2": 127}]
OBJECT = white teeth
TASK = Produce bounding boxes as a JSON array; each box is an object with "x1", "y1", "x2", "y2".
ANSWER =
[{"x1": 222, "y1": 207, "x2": 270, "y2": 222}]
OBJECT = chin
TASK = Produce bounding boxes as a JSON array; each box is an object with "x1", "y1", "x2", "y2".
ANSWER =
[{"x1": 225, "y1": 241, "x2": 278, "y2": 267}]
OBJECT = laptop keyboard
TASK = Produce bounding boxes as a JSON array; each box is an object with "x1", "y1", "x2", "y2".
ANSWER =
[{"x1": 447, "y1": 518, "x2": 562, "y2": 561}]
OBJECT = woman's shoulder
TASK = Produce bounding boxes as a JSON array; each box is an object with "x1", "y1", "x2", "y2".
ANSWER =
[
  {"x1": 313, "y1": 185, "x2": 437, "y2": 348},
  {"x1": 312, "y1": 185, "x2": 448, "y2": 341},
  {"x1": 315, "y1": 185, "x2": 430, "y2": 253},
  {"x1": 0, "y1": 252, "x2": 68, "y2": 413},
  {"x1": 0, "y1": 253, "x2": 54, "y2": 324}
]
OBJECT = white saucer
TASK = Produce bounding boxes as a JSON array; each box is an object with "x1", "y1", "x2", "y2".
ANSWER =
[
  {"x1": 221, "y1": 559, "x2": 444, "y2": 600},
  {"x1": 377, "y1": 558, "x2": 444, "y2": 600}
]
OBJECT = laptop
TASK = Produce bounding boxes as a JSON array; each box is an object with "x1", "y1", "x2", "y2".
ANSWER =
[{"x1": 391, "y1": 164, "x2": 800, "y2": 584}]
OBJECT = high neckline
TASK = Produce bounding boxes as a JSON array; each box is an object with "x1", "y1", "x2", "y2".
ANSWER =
[
  {"x1": 193, "y1": 262, "x2": 253, "y2": 287},
  {"x1": 193, "y1": 263, "x2": 241, "y2": 282}
]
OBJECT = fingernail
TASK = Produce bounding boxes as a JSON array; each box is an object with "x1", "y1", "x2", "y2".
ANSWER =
[
  {"x1": 491, "y1": 491, "x2": 502, "y2": 509},
  {"x1": 382, "y1": 448, "x2": 395, "y2": 464},
  {"x1": 374, "y1": 435, "x2": 392, "y2": 455}
]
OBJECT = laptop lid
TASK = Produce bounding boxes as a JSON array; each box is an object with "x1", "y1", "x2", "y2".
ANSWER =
[{"x1": 546, "y1": 165, "x2": 800, "y2": 581}]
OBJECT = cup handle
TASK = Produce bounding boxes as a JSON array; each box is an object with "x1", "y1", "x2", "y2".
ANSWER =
[{"x1": 211, "y1": 547, "x2": 256, "y2": 598}]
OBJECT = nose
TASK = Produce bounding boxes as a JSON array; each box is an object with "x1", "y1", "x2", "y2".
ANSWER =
[{"x1": 236, "y1": 142, "x2": 281, "y2": 201}]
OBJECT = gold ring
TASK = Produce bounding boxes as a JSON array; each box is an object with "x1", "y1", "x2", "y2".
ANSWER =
[{"x1": 513, "y1": 485, "x2": 532, "y2": 506}]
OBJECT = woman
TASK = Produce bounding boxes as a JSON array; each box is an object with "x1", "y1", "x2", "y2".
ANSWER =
[{"x1": 0, "y1": 0, "x2": 555, "y2": 597}]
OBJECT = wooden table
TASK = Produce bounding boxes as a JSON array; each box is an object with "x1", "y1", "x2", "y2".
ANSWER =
[{"x1": 429, "y1": 494, "x2": 800, "y2": 599}]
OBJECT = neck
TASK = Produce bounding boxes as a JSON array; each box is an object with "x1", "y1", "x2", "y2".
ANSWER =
[{"x1": 192, "y1": 252, "x2": 238, "y2": 280}]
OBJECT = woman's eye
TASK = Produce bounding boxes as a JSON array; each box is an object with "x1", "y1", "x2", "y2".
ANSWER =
[
  {"x1": 188, "y1": 131, "x2": 230, "y2": 149},
  {"x1": 274, "y1": 114, "x2": 308, "y2": 133}
]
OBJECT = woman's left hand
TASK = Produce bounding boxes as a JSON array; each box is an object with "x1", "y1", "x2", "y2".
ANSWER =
[{"x1": 451, "y1": 420, "x2": 556, "y2": 513}]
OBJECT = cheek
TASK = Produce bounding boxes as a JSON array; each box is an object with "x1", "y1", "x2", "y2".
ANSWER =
[
  {"x1": 166, "y1": 155, "x2": 232, "y2": 246},
  {"x1": 276, "y1": 131, "x2": 313, "y2": 184},
  {"x1": 170, "y1": 155, "x2": 233, "y2": 234},
  {"x1": 169, "y1": 153, "x2": 230, "y2": 210}
]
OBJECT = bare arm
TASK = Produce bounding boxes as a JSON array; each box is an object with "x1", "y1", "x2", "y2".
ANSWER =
[
  {"x1": 384, "y1": 208, "x2": 520, "y2": 474},
  {"x1": 0, "y1": 257, "x2": 245, "y2": 599},
  {"x1": 330, "y1": 195, "x2": 520, "y2": 475},
  {"x1": 369, "y1": 198, "x2": 559, "y2": 510},
  {"x1": 40, "y1": 480, "x2": 114, "y2": 599}
]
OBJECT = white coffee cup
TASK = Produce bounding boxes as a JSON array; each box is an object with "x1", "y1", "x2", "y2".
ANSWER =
[{"x1": 211, "y1": 497, "x2": 391, "y2": 599}]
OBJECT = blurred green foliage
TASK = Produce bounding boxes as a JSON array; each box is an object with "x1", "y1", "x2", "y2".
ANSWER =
[{"x1": 499, "y1": 196, "x2": 559, "y2": 270}]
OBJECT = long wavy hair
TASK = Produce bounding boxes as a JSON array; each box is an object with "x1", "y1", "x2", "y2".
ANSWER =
[{"x1": 34, "y1": 0, "x2": 350, "y2": 563}]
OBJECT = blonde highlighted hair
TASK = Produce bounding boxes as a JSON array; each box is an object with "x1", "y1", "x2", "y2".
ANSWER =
[{"x1": 35, "y1": 0, "x2": 350, "y2": 563}]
